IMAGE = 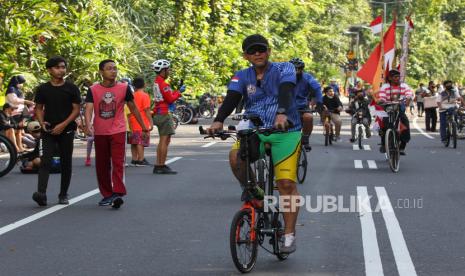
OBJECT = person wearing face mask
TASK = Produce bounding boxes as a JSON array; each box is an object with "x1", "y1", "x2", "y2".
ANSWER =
[
  {"x1": 289, "y1": 58, "x2": 323, "y2": 151},
  {"x1": 322, "y1": 86, "x2": 343, "y2": 141},
  {"x1": 437, "y1": 80, "x2": 464, "y2": 144},
  {"x1": 347, "y1": 89, "x2": 371, "y2": 142}
]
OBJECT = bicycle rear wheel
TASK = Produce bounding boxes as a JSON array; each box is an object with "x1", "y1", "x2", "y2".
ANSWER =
[
  {"x1": 273, "y1": 212, "x2": 289, "y2": 260},
  {"x1": 230, "y1": 209, "x2": 258, "y2": 273},
  {"x1": 0, "y1": 135, "x2": 17, "y2": 177},
  {"x1": 452, "y1": 121, "x2": 457, "y2": 148},
  {"x1": 385, "y1": 129, "x2": 400, "y2": 173},
  {"x1": 297, "y1": 147, "x2": 307, "y2": 184}
]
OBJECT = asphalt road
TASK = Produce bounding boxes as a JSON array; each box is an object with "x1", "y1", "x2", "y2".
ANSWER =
[{"x1": 0, "y1": 110, "x2": 464, "y2": 276}]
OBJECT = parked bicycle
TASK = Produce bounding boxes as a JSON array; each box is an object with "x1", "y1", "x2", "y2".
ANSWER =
[
  {"x1": 174, "y1": 97, "x2": 196, "y2": 124},
  {"x1": 198, "y1": 93, "x2": 216, "y2": 119},
  {"x1": 200, "y1": 114, "x2": 291, "y2": 273},
  {"x1": 0, "y1": 132, "x2": 18, "y2": 177}
]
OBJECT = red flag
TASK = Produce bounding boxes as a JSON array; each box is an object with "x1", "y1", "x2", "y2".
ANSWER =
[
  {"x1": 370, "y1": 16, "x2": 383, "y2": 34},
  {"x1": 357, "y1": 20, "x2": 396, "y2": 85}
]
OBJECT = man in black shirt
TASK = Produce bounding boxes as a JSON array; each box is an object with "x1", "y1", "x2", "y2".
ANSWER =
[
  {"x1": 32, "y1": 56, "x2": 81, "y2": 206},
  {"x1": 322, "y1": 86, "x2": 343, "y2": 141}
]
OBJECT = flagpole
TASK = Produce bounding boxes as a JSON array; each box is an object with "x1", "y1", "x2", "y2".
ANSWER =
[{"x1": 399, "y1": 11, "x2": 413, "y2": 82}]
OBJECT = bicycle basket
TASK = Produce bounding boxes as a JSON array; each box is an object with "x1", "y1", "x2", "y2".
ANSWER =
[{"x1": 239, "y1": 133, "x2": 260, "y2": 163}]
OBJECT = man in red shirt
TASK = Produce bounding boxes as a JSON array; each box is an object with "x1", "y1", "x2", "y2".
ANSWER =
[{"x1": 151, "y1": 59, "x2": 184, "y2": 174}]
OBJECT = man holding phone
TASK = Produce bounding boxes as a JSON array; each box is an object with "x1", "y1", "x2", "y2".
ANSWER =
[{"x1": 33, "y1": 56, "x2": 81, "y2": 206}]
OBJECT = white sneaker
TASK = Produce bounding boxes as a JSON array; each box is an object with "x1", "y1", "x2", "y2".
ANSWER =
[{"x1": 281, "y1": 233, "x2": 296, "y2": 254}]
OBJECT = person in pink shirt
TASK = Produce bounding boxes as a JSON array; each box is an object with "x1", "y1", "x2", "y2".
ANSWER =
[{"x1": 84, "y1": 59, "x2": 149, "y2": 208}]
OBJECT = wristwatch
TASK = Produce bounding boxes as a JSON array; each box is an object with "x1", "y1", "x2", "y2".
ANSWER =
[{"x1": 276, "y1": 107, "x2": 287, "y2": 115}]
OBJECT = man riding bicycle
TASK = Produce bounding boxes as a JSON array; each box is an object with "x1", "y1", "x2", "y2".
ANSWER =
[
  {"x1": 289, "y1": 57, "x2": 323, "y2": 151},
  {"x1": 347, "y1": 89, "x2": 371, "y2": 142},
  {"x1": 208, "y1": 34, "x2": 301, "y2": 254},
  {"x1": 377, "y1": 69, "x2": 413, "y2": 155},
  {"x1": 437, "y1": 80, "x2": 465, "y2": 144}
]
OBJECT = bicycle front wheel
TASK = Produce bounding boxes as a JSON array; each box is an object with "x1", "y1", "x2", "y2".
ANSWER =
[
  {"x1": 385, "y1": 128, "x2": 400, "y2": 173},
  {"x1": 452, "y1": 121, "x2": 457, "y2": 148},
  {"x1": 297, "y1": 147, "x2": 307, "y2": 184},
  {"x1": 0, "y1": 134, "x2": 17, "y2": 177},
  {"x1": 230, "y1": 209, "x2": 258, "y2": 273},
  {"x1": 445, "y1": 122, "x2": 451, "y2": 147},
  {"x1": 358, "y1": 126, "x2": 363, "y2": 149}
]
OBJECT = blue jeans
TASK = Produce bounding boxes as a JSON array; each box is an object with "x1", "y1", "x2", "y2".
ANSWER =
[{"x1": 439, "y1": 111, "x2": 456, "y2": 141}]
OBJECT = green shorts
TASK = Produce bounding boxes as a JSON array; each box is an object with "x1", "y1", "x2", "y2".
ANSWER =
[
  {"x1": 231, "y1": 131, "x2": 301, "y2": 182},
  {"x1": 153, "y1": 114, "x2": 175, "y2": 136}
]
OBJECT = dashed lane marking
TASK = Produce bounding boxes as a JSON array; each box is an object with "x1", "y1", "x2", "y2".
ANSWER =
[
  {"x1": 367, "y1": 160, "x2": 378, "y2": 169},
  {"x1": 357, "y1": 186, "x2": 384, "y2": 276}
]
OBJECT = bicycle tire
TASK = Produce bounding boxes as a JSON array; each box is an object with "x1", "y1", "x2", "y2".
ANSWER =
[
  {"x1": 171, "y1": 114, "x2": 179, "y2": 130},
  {"x1": 385, "y1": 129, "x2": 400, "y2": 173},
  {"x1": 256, "y1": 158, "x2": 267, "y2": 190},
  {"x1": 199, "y1": 104, "x2": 213, "y2": 119},
  {"x1": 273, "y1": 212, "x2": 289, "y2": 260},
  {"x1": 297, "y1": 147, "x2": 307, "y2": 184},
  {"x1": 452, "y1": 121, "x2": 457, "y2": 148},
  {"x1": 358, "y1": 126, "x2": 363, "y2": 149},
  {"x1": 230, "y1": 209, "x2": 258, "y2": 273},
  {"x1": 0, "y1": 134, "x2": 17, "y2": 177},
  {"x1": 445, "y1": 122, "x2": 451, "y2": 147},
  {"x1": 179, "y1": 106, "x2": 194, "y2": 124}
]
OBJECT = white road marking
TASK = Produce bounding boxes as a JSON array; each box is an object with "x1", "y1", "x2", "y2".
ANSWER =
[
  {"x1": 367, "y1": 160, "x2": 378, "y2": 169},
  {"x1": 201, "y1": 141, "x2": 217, "y2": 148},
  {"x1": 375, "y1": 187, "x2": 417, "y2": 276},
  {"x1": 357, "y1": 186, "x2": 384, "y2": 276},
  {"x1": 0, "y1": 157, "x2": 184, "y2": 237},
  {"x1": 354, "y1": 160, "x2": 363, "y2": 169},
  {"x1": 413, "y1": 116, "x2": 434, "y2": 140},
  {"x1": 353, "y1": 145, "x2": 371, "y2": 151},
  {"x1": 0, "y1": 189, "x2": 99, "y2": 237},
  {"x1": 166, "y1": 157, "x2": 183, "y2": 164}
]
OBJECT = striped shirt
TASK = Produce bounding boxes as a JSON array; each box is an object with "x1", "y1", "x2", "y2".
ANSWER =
[
  {"x1": 378, "y1": 83, "x2": 413, "y2": 102},
  {"x1": 227, "y1": 62, "x2": 301, "y2": 131}
]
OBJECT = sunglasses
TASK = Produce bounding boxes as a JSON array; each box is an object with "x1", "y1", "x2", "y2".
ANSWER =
[{"x1": 246, "y1": 45, "x2": 268, "y2": 55}]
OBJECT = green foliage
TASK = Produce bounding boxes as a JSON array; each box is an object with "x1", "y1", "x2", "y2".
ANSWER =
[{"x1": 0, "y1": 0, "x2": 464, "y2": 100}]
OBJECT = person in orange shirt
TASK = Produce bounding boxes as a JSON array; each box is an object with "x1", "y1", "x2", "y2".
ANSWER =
[{"x1": 128, "y1": 77, "x2": 153, "y2": 166}]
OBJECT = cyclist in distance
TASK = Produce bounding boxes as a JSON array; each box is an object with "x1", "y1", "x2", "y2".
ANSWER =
[
  {"x1": 208, "y1": 34, "x2": 301, "y2": 254},
  {"x1": 377, "y1": 69, "x2": 413, "y2": 155},
  {"x1": 437, "y1": 80, "x2": 464, "y2": 144},
  {"x1": 289, "y1": 57, "x2": 323, "y2": 151}
]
